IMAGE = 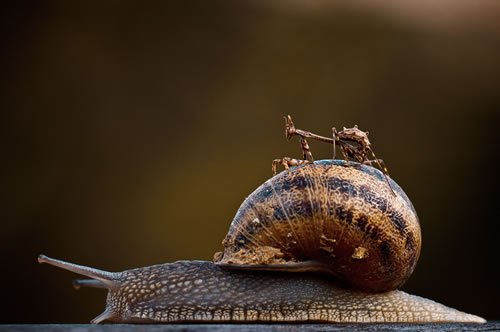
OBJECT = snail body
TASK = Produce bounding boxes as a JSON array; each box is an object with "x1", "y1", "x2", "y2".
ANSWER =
[
  {"x1": 38, "y1": 256, "x2": 484, "y2": 323},
  {"x1": 38, "y1": 160, "x2": 485, "y2": 324}
]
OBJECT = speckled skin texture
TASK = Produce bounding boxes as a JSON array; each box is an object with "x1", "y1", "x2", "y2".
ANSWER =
[
  {"x1": 105, "y1": 260, "x2": 484, "y2": 323},
  {"x1": 215, "y1": 160, "x2": 421, "y2": 292}
]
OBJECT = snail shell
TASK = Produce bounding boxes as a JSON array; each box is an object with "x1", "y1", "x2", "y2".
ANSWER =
[{"x1": 214, "y1": 159, "x2": 421, "y2": 293}]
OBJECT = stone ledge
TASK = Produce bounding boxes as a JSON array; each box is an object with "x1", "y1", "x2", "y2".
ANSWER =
[{"x1": 0, "y1": 323, "x2": 497, "y2": 332}]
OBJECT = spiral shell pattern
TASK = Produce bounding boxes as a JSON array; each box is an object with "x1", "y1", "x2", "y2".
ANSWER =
[{"x1": 215, "y1": 160, "x2": 420, "y2": 292}]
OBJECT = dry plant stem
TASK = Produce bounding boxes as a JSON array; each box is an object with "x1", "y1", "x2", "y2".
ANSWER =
[
  {"x1": 283, "y1": 115, "x2": 395, "y2": 194},
  {"x1": 300, "y1": 137, "x2": 314, "y2": 162},
  {"x1": 272, "y1": 157, "x2": 310, "y2": 175},
  {"x1": 286, "y1": 115, "x2": 333, "y2": 144}
]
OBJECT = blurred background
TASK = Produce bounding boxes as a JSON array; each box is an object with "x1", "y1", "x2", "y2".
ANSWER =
[{"x1": 2, "y1": 0, "x2": 500, "y2": 323}]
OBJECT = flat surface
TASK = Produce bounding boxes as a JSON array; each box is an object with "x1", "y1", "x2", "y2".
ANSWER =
[{"x1": 0, "y1": 323, "x2": 497, "y2": 332}]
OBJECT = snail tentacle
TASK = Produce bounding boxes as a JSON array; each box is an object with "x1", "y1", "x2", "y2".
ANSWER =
[{"x1": 38, "y1": 255, "x2": 119, "y2": 289}]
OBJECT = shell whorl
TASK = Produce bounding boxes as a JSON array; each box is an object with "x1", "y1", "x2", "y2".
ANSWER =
[{"x1": 215, "y1": 160, "x2": 421, "y2": 293}]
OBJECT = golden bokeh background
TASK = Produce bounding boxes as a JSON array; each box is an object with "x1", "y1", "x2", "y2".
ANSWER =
[{"x1": 3, "y1": 0, "x2": 500, "y2": 323}]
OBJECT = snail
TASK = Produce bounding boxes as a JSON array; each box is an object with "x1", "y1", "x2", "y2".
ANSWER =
[{"x1": 38, "y1": 117, "x2": 486, "y2": 324}]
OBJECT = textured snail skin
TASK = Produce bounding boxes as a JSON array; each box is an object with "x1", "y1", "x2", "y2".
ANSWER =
[
  {"x1": 38, "y1": 257, "x2": 485, "y2": 323},
  {"x1": 216, "y1": 160, "x2": 421, "y2": 293}
]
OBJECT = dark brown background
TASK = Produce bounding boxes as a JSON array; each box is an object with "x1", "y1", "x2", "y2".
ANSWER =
[{"x1": 2, "y1": 0, "x2": 500, "y2": 323}]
